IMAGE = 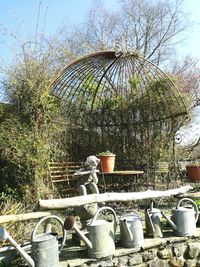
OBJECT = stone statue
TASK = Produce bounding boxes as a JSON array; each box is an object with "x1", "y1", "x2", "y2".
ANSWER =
[{"x1": 74, "y1": 155, "x2": 100, "y2": 228}]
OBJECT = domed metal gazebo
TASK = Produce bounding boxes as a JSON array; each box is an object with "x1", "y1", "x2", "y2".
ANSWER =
[{"x1": 51, "y1": 50, "x2": 188, "y2": 166}]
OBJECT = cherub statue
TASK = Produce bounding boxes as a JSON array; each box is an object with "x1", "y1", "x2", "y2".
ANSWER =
[
  {"x1": 74, "y1": 155, "x2": 100, "y2": 228},
  {"x1": 75, "y1": 155, "x2": 100, "y2": 195}
]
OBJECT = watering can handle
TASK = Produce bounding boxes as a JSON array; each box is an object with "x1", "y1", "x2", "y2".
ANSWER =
[
  {"x1": 31, "y1": 215, "x2": 66, "y2": 254},
  {"x1": 131, "y1": 210, "x2": 142, "y2": 219},
  {"x1": 122, "y1": 210, "x2": 142, "y2": 220},
  {"x1": 177, "y1": 198, "x2": 199, "y2": 223},
  {"x1": 91, "y1": 206, "x2": 119, "y2": 232}
]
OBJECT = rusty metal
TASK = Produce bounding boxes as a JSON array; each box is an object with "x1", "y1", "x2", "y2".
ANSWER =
[{"x1": 50, "y1": 50, "x2": 188, "y2": 188}]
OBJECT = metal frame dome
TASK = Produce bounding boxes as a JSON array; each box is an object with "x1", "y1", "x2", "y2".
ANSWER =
[{"x1": 51, "y1": 50, "x2": 188, "y2": 165}]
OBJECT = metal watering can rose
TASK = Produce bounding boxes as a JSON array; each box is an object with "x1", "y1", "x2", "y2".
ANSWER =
[
  {"x1": 0, "y1": 215, "x2": 66, "y2": 267},
  {"x1": 162, "y1": 198, "x2": 199, "y2": 236},
  {"x1": 64, "y1": 206, "x2": 118, "y2": 258}
]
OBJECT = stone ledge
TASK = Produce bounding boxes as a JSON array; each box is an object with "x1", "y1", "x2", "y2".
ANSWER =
[{"x1": 58, "y1": 229, "x2": 200, "y2": 267}]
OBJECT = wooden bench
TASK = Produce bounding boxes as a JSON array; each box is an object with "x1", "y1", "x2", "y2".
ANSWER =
[{"x1": 48, "y1": 161, "x2": 84, "y2": 194}]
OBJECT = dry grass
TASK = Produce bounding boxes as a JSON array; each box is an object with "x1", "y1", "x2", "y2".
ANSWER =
[{"x1": 0, "y1": 200, "x2": 35, "y2": 246}]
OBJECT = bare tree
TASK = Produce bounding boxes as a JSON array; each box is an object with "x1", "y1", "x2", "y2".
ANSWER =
[
  {"x1": 59, "y1": 0, "x2": 190, "y2": 65},
  {"x1": 172, "y1": 57, "x2": 200, "y2": 158},
  {"x1": 120, "y1": 0, "x2": 189, "y2": 64},
  {"x1": 57, "y1": 2, "x2": 120, "y2": 58},
  {"x1": 171, "y1": 56, "x2": 200, "y2": 106}
]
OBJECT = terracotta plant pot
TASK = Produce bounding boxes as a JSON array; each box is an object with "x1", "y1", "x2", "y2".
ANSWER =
[
  {"x1": 186, "y1": 165, "x2": 200, "y2": 182},
  {"x1": 98, "y1": 155, "x2": 116, "y2": 173}
]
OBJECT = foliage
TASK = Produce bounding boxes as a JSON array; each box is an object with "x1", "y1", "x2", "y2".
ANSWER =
[
  {"x1": 0, "y1": 193, "x2": 36, "y2": 249},
  {"x1": 98, "y1": 150, "x2": 116, "y2": 156},
  {"x1": 195, "y1": 199, "x2": 200, "y2": 210},
  {"x1": 0, "y1": 45, "x2": 69, "y2": 202},
  {"x1": 171, "y1": 57, "x2": 200, "y2": 108},
  {"x1": 0, "y1": 0, "x2": 195, "y2": 202},
  {"x1": 52, "y1": 0, "x2": 197, "y2": 166},
  {"x1": 0, "y1": 261, "x2": 12, "y2": 267}
]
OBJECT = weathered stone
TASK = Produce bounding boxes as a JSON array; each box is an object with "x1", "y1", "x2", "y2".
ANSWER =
[
  {"x1": 143, "y1": 250, "x2": 157, "y2": 262},
  {"x1": 133, "y1": 264, "x2": 148, "y2": 267},
  {"x1": 148, "y1": 259, "x2": 169, "y2": 267},
  {"x1": 128, "y1": 254, "x2": 143, "y2": 266},
  {"x1": 169, "y1": 256, "x2": 185, "y2": 267},
  {"x1": 112, "y1": 257, "x2": 120, "y2": 266},
  {"x1": 118, "y1": 256, "x2": 129, "y2": 266},
  {"x1": 172, "y1": 244, "x2": 188, "y2": 257},
  {"x1": 158, "y1": 248, "x2": 172, "y2": 259},
  {"x1": 184, "y1": 259, "x2": 197, "y2": 267},
  {"x1": 96, "y1": 256, "x2": 113, "y2": 267},
  {"x1": 97, "y1": 262, "x2": 109, "y2": 267},
  {"x1": 188, "y1": 242, "x2": 200, "y2": 258},
  {"x1": 58, "y1": 228, "x2": 200, "y2": 267}
]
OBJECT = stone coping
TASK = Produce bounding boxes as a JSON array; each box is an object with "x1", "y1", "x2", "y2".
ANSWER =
[{"x1": 58, "y1": 228, "x2": 200, "y2": 267}]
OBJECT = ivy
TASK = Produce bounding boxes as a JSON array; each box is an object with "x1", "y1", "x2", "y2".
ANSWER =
[{"x1": 0, "y1": 54, "x2": 68, "y2": 202}]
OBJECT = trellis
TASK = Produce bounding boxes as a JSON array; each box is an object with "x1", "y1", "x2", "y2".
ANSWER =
[{"x1": 51, "y1": 50, "x2": 188, "y2": 169}]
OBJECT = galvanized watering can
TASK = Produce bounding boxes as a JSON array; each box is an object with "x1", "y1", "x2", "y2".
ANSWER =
[
  {"x1": 64, "y1": 206, "x2": 118, "y2": 258},
  {"x1": 0, "y1": 215, "x2": 66, "y2": 267},
  {"x1": 162, "y1": 198, "x2": 199, "y2": 236},
  {"x1": 145, "y1": 201, "x2": 163, "y2": 238},
  {"x1": 120, "y1": 210, "x2": 144, "y2": 248}
]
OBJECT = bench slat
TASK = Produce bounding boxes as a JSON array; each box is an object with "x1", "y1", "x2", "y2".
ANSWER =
[
  {"x1": 52, "y1": 179, "x2": 73, "y2": 183},
  {"x1": 48, "y1": 161, "x2": 83, "y2": 195}
]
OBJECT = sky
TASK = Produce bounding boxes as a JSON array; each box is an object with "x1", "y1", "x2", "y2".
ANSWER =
[
  {"x1": 0, "y1": 0, "x2": 120, "y2": 64},
  {"x1": 177, "y1": 0, "x2": 200, "y2": 61},
  {"x1": 0, "y1": 0, "x2": 200, "y2": 64},
  {"x1": 0, "y1": 0, "x2": 199, "y2": 144}
]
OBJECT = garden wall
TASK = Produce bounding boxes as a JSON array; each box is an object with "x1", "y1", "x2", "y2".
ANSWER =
[{"x1": 60, "y1": 229, "x2": 200, "y2": 267}]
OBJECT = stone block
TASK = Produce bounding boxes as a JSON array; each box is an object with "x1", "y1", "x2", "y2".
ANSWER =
[
  {"x1": 112, "y1": 257, "x2": 121, "y2": 266},
  {"x1": 128, "y1": 254, "x2": 143, "y2": 266},
  {"x1": 158, "y1": 247, "x2": 172, "y2": 259},
  {"x1": 95, "y1": 256, "x2": 113, "y2": 267},
  {"x1": 172, "y1": 244, "x2": 188, "y2": 257},
  {"x1": 148, "y1": 259, "x2": 169, "y2": 267},
  {"x1": 188, "y1": 242, "x2": 200, "y2": 259},
  {"x1": 169, "y1": 256, "x2": 185, "y2": 267},
  {"x1": 132, "y1": 264, "x2": 148, "y2": 267},
  {"x1": 118, "y1": 256, "x2": 129, "y2": 266},
  {"x1": 184, "y1": 260, "x2": 197, "y2": 267},
  {"x1": 142, "y1": 249, "x2": 157, "y2": 262}
]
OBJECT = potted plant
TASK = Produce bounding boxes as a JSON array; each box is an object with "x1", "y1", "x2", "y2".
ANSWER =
[
  {"x1": 186, "y1": 163, "x2": 200, "y2": 182},
  {"x1": 97, "y1": 150, "x2": 116, "y2": 173}
]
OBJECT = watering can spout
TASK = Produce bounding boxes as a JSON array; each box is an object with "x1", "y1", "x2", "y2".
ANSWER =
[
  {"x1": 121, "y1": 219, "x2": 133, "y2": 240},
  {"x1": 145, "y1": 209, "x2": 155, "y2": 234},
  {"x1": 64, "y1": 216, "x2": 93, "y2": 249},
  {"x1": 1, "y1": 215, "x2": 66, "y2": 267},
  {"x1": 145, "y1": 202, "x2": 163, "y2": 238},
  {"x1": 0, "y1": 226, "x2": 35, "y2": 267},
  {"x1": 161, "y1": 211, "x2": 177, "y2": 231}
]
